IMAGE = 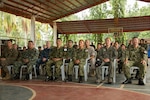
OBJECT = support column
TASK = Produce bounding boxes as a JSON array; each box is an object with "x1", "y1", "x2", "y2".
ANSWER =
[
  {"x1": 24, "y1": 33, "x2": 27, "y2": 47},
  {"x1": 53, "y1": 22, "x2": 57, "y2": 46},
  {"x1": 31, "y1": 16, "x2": 36, "y2": 45},
  {"x1": 0, "y1": 40, "x2": 1, "y2": 79}
]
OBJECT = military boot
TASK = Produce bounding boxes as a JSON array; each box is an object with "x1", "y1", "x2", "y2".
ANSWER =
[
  {"x1": 45, "y1": 76, "x2": 53, "y2": 82},
  {"x1": 24, "y1": 74, "x2": 29, "y2": 80},
  {"x1": 122, "y1": 78, "x2": 132, "y2": 84},
  {"x1": 107, "y1": 77, "x2": 113, "y2": 84},
  {"x1": 96, "y1": 79, "x2": 102, "y2": 84},
  {"x1": 138, "y1": 78, "x2": 145, "y2": 85},
  {"x1": 2, "y1": 73, "x2": 11, "y2": 80},
  {"x1": 78, "y1": 76, "x2": 83, "y2": 83},
  {"x1": 13, "y1": 73, "x2": 20, "y2": 80},
  {"x1": 68, "y1": 75, "x2": 72, "y2": 82}
]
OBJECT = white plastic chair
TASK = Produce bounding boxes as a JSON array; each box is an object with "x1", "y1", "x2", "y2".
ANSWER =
[
  {"x1": 73, "y1": 58, "x2": 89, "y2": 81},
  {"x1": 20, "y1": 65, "x2": 37, "y2": 80},
  {"x1": 130, "y1": 66, "x2": 146, "y2": 84},
  {"x1": 7, "y1": 65, "x2": 14, "y2": 75},
  {"x1": 101, "y1": 59, "x2": 117, "y2": 83},
  {"x1": 61, "y1": 59, "x2": 68, "y2": 81}
]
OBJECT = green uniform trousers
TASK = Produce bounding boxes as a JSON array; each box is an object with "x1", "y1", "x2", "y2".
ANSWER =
[
  {"x1": 68, "y1": 61, "x2": 74, "y2": 75},
  {"x1": 46, "y1": 60, "x2": 62, "y2": 77},
  {"x1": 96, "y1": 61, "x2": 114, "y2": 80},
  {"x1": 0, "y1": 60, "x2": 14, "y2": 73},
  {"x1": 13, "y1": 61, "x2": 36, "y2": 74},
  {"x1": 68, "y1": 61, "x2": 86, "y2": 77},
  {"x1": 123, "y1": 61, "x2": 147, "y2": 79}
]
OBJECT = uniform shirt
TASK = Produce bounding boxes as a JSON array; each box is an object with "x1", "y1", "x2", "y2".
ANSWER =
[
  {"x1": 63, "y1": 47, "x2": 75, "y2": 59},
  {"x1": 20, "y1": 48, "x2": 39, "y2": 62},
  {"x1": 1, "y1": 47, "x2": 18, "y2": 62},
  {"x1": 118, "y1": 49, "x2": 126, "y2": 62},
  {"x1": 140, "y1": 44, "x2": 148, "y2": 50},
  {"x1": 97, "y1": 46, "x2": 117, "y2": 62},
  {"x1": 73, "y1": 48, "x2": 88, "y2": 62},
  {"x1": 25, "y1": 48, "x2": 39, "y2": 61},
  {"x1": 86, "y1": 46, "x2": 96, "y2": 58},
  {"x1": 40, "y1": 48, "x2": 51, "y2": 60},
  {"x1": 126, "y1": 46, "x2": 147, "y2": 62},
  {"x1": 50, "y1": 47, "x2": 63, "y2": 59}
]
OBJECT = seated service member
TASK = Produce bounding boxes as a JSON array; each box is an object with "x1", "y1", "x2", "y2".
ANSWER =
[
  {"x1": 13, "y1": 41, "x2": 39, "y2": 80},
  {"x1": 85, "y1": 40, "x2": 96, "y2": 76},
  {"x1": 45, "y1": 38, "x2": 63, "y2": 81},
  {"x1": 117, "y1": 44, "x2": 126, "y2": 74},
  {"x1": 0, "y1": 40, "x2": 18, "y2": 80},
  {"x1": 63, "y1": 40, "x2": 75, "y2": 81},
  {"x1": 122, "y1": 37, "x2": 147, "y2": 85},
  {"x1": 36, "y1": 41, "x2": 52, "y2": 75},
  {"x1": 72, "y1": 40, "x2": 88, "y2": 83},
  {"x1": 140, "y1": 39, "x2": 147, "y2": 50},
  {"x1": 96, "y1": 37, "x2": 117, "y2": 84}
]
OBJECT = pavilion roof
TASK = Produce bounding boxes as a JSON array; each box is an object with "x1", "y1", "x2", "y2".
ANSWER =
[
  {"x1": 56, "y1": 16, "x2": 150, "y2": 34},
  {"x1": 0, "y1": 0, "x2": 108, "y2": 23}
]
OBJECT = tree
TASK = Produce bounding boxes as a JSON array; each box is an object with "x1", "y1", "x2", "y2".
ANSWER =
[
  {"x1": 110, "y1": 0, "x2": 127, "y2": 44},
  {"x1": 89, "y1": 3, "x2": 110, "y2": 44}
]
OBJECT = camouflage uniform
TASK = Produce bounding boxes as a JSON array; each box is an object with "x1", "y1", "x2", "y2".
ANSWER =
[
  {"x1": 86, "y1": 46, "x2": 96, "y2": 69},
  {"x1": 73, "y1": 48, "x2": 88, "y2": 77},
  {"x1": 45, "y1": 47, "x2": 63, "y2": 78},
  {"x1": 64, "y1": 47, "x2": 75, "y2": 76},
  {"x1": 96, "y1": 46, "x2": 117, "y2": 82},
  {"x1": 13, "y1": 48, "x2": 39, "y2": 74},
  {"x1": 123, "y1": 46, "x2": 147, "y2": 80},
  {"x1": 140, "y1": 44, "x2": 148, "y2": 50},
  {"x1": 0, "y1": 47, "x2": 18, "y2": 74},
  {"x1": 118, "y1": 48, "x2": 126, "y2": 73}
]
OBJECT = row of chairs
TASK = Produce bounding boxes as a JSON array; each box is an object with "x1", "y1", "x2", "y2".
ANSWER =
[
  {"x1": 3, "y1": 58, "x2": 149, "y2": 84},
  {"x1": 61, "y1": 58, "x2": 118, "y2": 83},
  {"x1": 7, "y1": 64, "x2": 37, "y2": 80}
]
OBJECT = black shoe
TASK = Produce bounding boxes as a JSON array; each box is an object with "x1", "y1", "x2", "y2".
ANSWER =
[
  {"x1": 13, "y1": 73, "x2": 20, "y2": 80},
  {"x1": 78, "y1": 76, "x2": 83, "y2": 83},
  {"x1": 138, "y1": 79, "x2": 145, "y2": 85},
  {"x1": 107, "y1": 78, "x2": 113, "y2": 84},
  {"x1": 54, "y1": 77, "x2": 59, "y2": 81},
  {"x1": 68, "y1": 75, "x2": 72, "y2": 82},
  {"x1": 24, "y1": 74, "x2": 29, "y2": 80},
  {"x1": 45, "y1": 76, "x2": 53, "y2": 82},
  {"x1": 118, "y1": 69, "x2": 121, "y2": 74},
  {"x1": 122, "y1": 79, "x2": 132, "y2": 84}
]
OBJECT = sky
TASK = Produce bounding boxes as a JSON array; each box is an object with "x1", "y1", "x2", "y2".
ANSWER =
[{"x1": 75, "y1": 0, "x2": 150, "y2": 19}]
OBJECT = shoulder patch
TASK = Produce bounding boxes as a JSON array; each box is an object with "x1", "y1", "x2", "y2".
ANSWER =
[
  {"x1": 85, "y1": 49, "x2": 88, "y2": 52},
  {"x1": 144, "y1": 51, "x2": 147, "y2": 54}
]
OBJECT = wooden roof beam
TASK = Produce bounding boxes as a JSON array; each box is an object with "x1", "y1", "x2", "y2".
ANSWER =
[
  {"x1": 66, "y1": 0, "x2": 79, "y2": 8},
  {"x1": 56, "y1": 0, "x2": 74, "y2": 10},
  {"x1": 7, "y1": 0, "x2": 54, "y2": 18},
  {"x1": 45, "y1": 0, "x2": 68, "y2": 12},
  {"x1": 75, "y1": 0, "x2": 84, "y2": 6},
  {"x1": 24, "y1": 0, "x2": 60, "y2": 16}
]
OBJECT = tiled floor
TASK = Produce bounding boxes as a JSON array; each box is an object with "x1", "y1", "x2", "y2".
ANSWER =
[
  {"x1": 0, "y1": 84, "x2": 33, "y2": 100},
  {"x1": 0, "y1": 71, "x2": 150, "y2": 100}
]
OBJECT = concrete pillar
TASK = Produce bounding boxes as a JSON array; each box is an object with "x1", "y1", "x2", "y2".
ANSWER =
[
  {"x1": 53, "y1": 22, "x2": 57, "y2": 46},
  {"x1": 0, "y1": 40, "x2": 1, "y2": 56},
  {"x1": 24, "y1": 33, "x2": 27, "y2": 47},
  {"x1": 31, "y1": 16, "x2": 36, "y2": 45},
  {"x1": 0, "y1": 40, "x2": 1, "y2": 79}
]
